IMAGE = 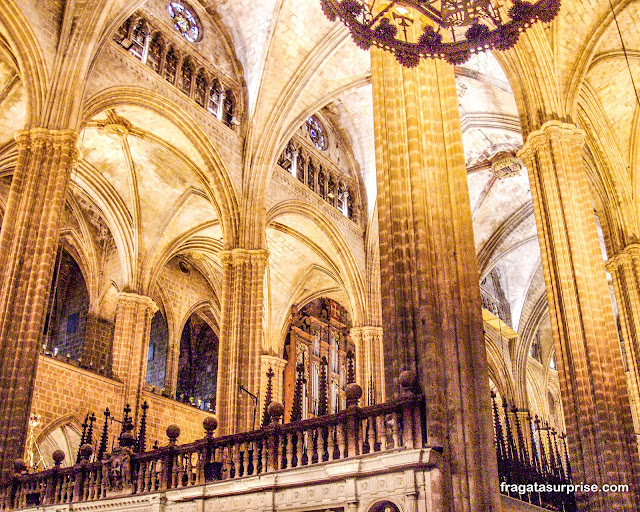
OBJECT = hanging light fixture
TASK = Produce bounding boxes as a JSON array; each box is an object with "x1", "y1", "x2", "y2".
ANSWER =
[{"x1": 319, "y1": 0, "x2": 561, "y2": 66}]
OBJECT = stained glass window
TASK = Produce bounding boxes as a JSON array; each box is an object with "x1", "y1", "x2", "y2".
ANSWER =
[
  {"x1": 179, "y1": 59, "x2": 193, "y2": 94},
  {"x1": 164, "y1": 47, "x2": 177, "y2": 83},
  {"x1": 208, "y1": 80, "x2": 221, "y2": 115},
  {"x1": 168, "y1": 2, "x2": 201, "y2": 43},
  {"x1": 194, "y1": 70, "x2": 206, "y2": 107},
  {"x1": 306, "y1": 116, "x2": 327, "y2": 151},
  {"x1": 147, "y1": 34, "x2": 163, "y2": 72}
]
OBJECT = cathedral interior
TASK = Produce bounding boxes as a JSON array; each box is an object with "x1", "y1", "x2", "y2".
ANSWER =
[{"x1": 0, "y1": 0, "x2": 639, "y2": 510}]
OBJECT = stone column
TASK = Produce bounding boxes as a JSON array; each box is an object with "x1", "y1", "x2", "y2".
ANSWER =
[
  {"x1": 217, "y1": 249, "x2": 268, "y2": 434},
  {"x1": 605, "y1": 244, "x2": 640, "y2": 447},
  {"x1": 370, "y1": 49, "x2": 499, "y2": 511},
  {"x1": 0, "y1": 129, "x2": 77, "y2": 480},
  {"x1": 112, "y1": 292, "x2": 157, "y2": 423},
  {"x1": 350, "y1": 326, "x2": 384, "y2": 404},
  {"x1": 519, "y1": 121, "x2": 640, "y2": 509}
]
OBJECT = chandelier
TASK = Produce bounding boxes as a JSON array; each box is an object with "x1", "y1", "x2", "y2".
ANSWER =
[{"x1": 319, "y1": 0, "x2": 560, "y2": 66}]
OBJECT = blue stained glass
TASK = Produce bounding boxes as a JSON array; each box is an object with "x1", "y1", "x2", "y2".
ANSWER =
[
  {"x1": 306, "y1": 116, "x2": 327, "y2": 151},
  {"x1": 168, "y1": 2, "x2": 201, "y2": 42}
]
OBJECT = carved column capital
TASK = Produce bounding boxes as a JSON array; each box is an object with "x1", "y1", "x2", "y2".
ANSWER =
[
  {"x1": 14, "y1": 128, "x2": 79, "y2": 157},
  {"x1": 518, "y1": 121, "x2": 585, "y2": 160},
  {"x1": 260, "y1": 354, "x2": 287, "y2": 371},
  {"x1": 115, "y1": 292, "x2": 158, "y2": 314},
  {"x1": 606, "y1": 243, "x2": 640, "y2": 271},
  {"x1": 219, "y1": 248, "x2": 269, "y2": 267}
]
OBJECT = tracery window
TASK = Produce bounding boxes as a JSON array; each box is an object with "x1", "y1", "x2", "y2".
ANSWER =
[
  {"x1": 194, "y1": 70, "x2": 207, "y2": 107},
  {"x1": 327, "y1": 176, "x2": 336, "y2": 206},
  {"x1": 297, "y1": 154, "x2": 305, "y2": 182},
  {"x1": 278, "y1": 142, "x2": 296, "y2": 174},
  {"x1": 147, "y1": 33, "x2": 163, "y2": 72},
  {"x1": 337, "y1": 182, "x2": 345, "y2": 212},
  {"x1": 307, "y1": 159, "x2": 315, "y2": 190},
  {"x1": 318, "y1": 169, "x2": 326, "y2": 199},
  {"x1": 167, "y1": 2, "x2": 201, "y2": 43},
  {"x1": 223, "y1": 90, "x2": 234, "y2": 126},
  {"x1": 178, "y1": 59, "x2": 193, "y2": 95},
  {"x1": 130, "y1": 20, "x2": 148, "y2": 60},
  {"x1": 164, "y1": 47, "x2": 178, "y2": 83},
  {"x1": 306, "y1": 116, "x2": 327, "y2": 151},
  {"x1": 208, "y1": 80, "x2": 221, "y2": 115},
  {"x1": 114, "y1": 13, "x2": 240, "y2": 130}
]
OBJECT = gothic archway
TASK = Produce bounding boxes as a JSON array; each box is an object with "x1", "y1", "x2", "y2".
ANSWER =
[
  {"x1": 176, "y1": 313, "x2": 218, "y2": 411},
  {"x1": 43, "y1": 248, "x2": 90, "y2": 363},
  {"x1": 146, "y1": 309, "x2": 169, "y2": 389}
]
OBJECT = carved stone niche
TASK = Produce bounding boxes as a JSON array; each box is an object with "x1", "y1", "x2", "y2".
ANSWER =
[{"x1": 103, "y1": 445, "x2": 134, "y2": 497}]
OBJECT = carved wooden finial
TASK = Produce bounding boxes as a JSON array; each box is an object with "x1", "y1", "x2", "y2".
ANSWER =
[{"x1": 261, "y1": 366, "x2": 275, "y2": 427}]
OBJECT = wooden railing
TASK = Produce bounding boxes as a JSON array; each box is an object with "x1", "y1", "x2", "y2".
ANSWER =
[{"x1": 1, "y1": 393, "x2": 424, "y2": 510}]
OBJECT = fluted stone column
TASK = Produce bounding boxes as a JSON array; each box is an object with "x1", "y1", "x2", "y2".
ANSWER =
[
  {"x1": 0, "y1": 129, "x2": 77, "y2": 480},
  {"x1": 217, "y1": 249, "x2": 268, "y2": 434},
  {"x1": 350, "y1": 326, "x2": 384, "y2": 404},
  {"x1": 606, "y1": 244, "x2": 640, "y2": 447},
  {"x1": 519, "y1": 121, "x2": 640, "y2": 509},
  {"x1": 370, "y1": 49, "x2": 500, "y2": 511},
  {"x1": 112, "y1": 292, "x2": 157, "y2": 422}
]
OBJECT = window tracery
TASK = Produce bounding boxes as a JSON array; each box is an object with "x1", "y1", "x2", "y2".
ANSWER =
[
  {"x1": 222, "y1": 91, "x2": 235, "y2": 127},
  {"x1": 194, "y1": 70, "x2": 207, "y2": 107},
  {"x1": 178, "y1": 59, "x2": 193, "y2": 95},
  {"x1": 147, "y1": 34, "x2": 163, "y2": 72},
  {"x1": 278, "y1": 116, "x2": 361, "y2": 223},
  {"x1": 130, "y1": 20, "x2": 148, "y2": 60},
  {"x1": 113, "y1": 14, "x2": 239, "y2": 130},
  {"x1": 167, "y1": 2, "x2": 201, "y2": 43},
  {"x1": 306, "y1": 116, "x2": 328, "y2": 151},
  {"x1": 164, "y1": 47, "x2": 178, "y2": 83},
  {"x1": 208, "y1": 80, "x2": 221, "y2": 115}
]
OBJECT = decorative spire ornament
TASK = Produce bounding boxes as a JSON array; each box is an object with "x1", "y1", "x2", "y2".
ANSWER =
[
  {"x1": 261, "y1": 367, "x2": 275, "y2": 427},
  {"x1": 290, "y1": 362, "x2": 306, "y2": 422},
  {"x1": 97, "y1": 408, "x2": 110, "y2": 461},
  {"x1": 136, "y1": 401, "x2": 149, "y2": 453}
]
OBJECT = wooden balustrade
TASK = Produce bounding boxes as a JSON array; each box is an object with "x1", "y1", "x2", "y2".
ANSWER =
[{"x1": 0, "y1": 393, "x2": 424, "y2": 510}]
